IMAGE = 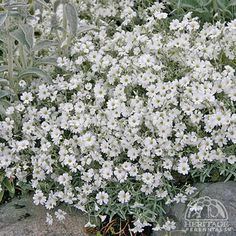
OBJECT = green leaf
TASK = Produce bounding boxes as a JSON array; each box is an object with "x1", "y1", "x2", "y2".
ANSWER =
[
  {"x1": 20, "y1": 24, "x2": 34, "y2": 50},
  {"x1": 201, "y1": 0, "x2": 212, "y2": 7},
  {"x1": 18, "y1": 67, "x2": 52, "y2": 82},
  {"x1": 53, "y1": 0, "x2": 63, "y2": 12},
  {"x1": 0, "y1": 66, "x2": 8, "y2": 72},
  {"x1": 33, "y1": 40, "x2": 58, "y2": 51},
  {"x1": 35, "y1": 0, "x2": 51, "y2": 10},
  {"x1": 64, "y1": 3, "x2": 78, "y2": 36},
  {"x1": 0, "y1": 34, "x2": 5, "y2": 42},
  {"x1": 0, "y1": 12, "x2": 7, "y2": 27},
  {"x1": 3, "y1": 178, "x2": 15, "y2": 195},
  {"x1": 0, "y1": 190, "x2": 4, "y2": 202},
  {"x1": 17, "y1": 181, "x2": 33, "y2": 194},
  {"x1": 96, "y1": 232, "x2": 102, "y2": 236},
  {"x1": 217, "y1": 0, "x2": 228, "y2": 9},
  {"x1": 0, "y1": 100, "x2": 10, "y2": 116},
  {"x1": 0, "y1": 90, "x2": 10, "y2": 99},
  {"x1": 35, "y1": 56, "x2": 58, "y2": 66},
  {"x1": 0, "y1": 78, "x2": 9, "y2": 84},
  {"x1": 180, "y1": 0, "x2": 200, "y2": 8},
  {"x1": 194, "y1": 8, "x2": 210, "y2": 14},
  {"x1": 0, "y1": 104, "x2": 6, "y2": 116},
  {"x1": 78, "y1": 25, "x2": 96, "y2": 34},
  {"x1": 224, "y1": 173, "x2": 233, "y2": 182},
  {"x1": 223, "y1": 9, "x2": 233, "y2": 17},
  {"x1": 227, "y1": 0, "x2": 236, "y2": 7},
  {"x1": 50, "y1": 14, "x2": 59, "y2": 29},
  {"x1": 0, "y1": 99, "x2": 11, "y2": 106},
  {"x1": 0, "y1": 173, "x2": 4, "y2": 182},
  {"x1": 10, "y1": 28, "x2": 30, "y2": 51}
]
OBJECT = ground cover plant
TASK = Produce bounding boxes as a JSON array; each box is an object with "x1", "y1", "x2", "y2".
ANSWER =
[
  {"x1": 166, "y1": 0, "x2": 236, "y2": 23},
  {"x1": 0, "y1": 0, "x2": 236, "y2": 235}
]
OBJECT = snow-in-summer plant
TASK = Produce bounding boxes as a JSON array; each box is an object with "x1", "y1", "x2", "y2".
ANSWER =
[
  {"x1": 0, "y1": 0, "x2": 236, "y2": 234},
  {"x1": 0, "y1": 0, "x2": 93, "y2": 202}
]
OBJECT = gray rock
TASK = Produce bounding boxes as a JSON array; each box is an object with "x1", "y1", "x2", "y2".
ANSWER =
[
  {"x1": 153, "y1": 182, "x2": 236, "y2": 236},
  {"x1": 1, "y1": 182, "x2": 235, "y2": 236},
  {"x1": 0, "y1": 195, "x2": 88, "y2": 236}
]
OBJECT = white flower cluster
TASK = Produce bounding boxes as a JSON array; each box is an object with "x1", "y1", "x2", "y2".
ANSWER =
[{"x1": 0, "y1": 0, "x2": 236, "y2": 232}]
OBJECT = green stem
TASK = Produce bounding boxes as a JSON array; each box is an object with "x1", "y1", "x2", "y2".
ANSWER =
[
  {"x1": 19, "y1": 45, "x2": 27, "y2": 69},
  {"x1": 55, "y1": 30, "x2": 63, "y2": 56},
  {"x1": 63, "y1": 4, "x2": 67, "y2": 40},
  {"x1": 62, "y1": 4, "x2": 69, "y2": 57},
  {"x1": 6, "y1": 18, "x2": 14, "y2": 92},
  {"x1": 212, "y1": 0, "x2": 218, "y2": 19}
]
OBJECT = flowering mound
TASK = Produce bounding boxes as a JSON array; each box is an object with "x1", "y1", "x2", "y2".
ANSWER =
[{"x1": 0, "y1": 1, "x2": 236, "y2": 233}]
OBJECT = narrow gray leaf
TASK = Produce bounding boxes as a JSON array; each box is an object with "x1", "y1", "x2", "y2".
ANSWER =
[
  {"x1": 64, "y1": 3, "x2": 78, "y2": 36},
  {"x1": 33, "y1": 40, "x2": 58, "y2": 51},
  {"x1": 20, "y1": 24, "x2": 34, "y2": 49},
  {"x1": 0, "y1": 66, "x2": 8, "y2": 72},
  {"x1": 35, "y1": 56, "x2": 58, "y2": 66},
  {"x1": 0, "y1": 100, "x2": 11, "y2": 116},
  {"x1": 53, "y1": 0, "x2": 63, "y2": 12},
  {"x1": 217, "y1": 0, "x2": 227, "y2": 9},
  {"x1": 0, "y1": 90, "x2": 10, "y2": 99},
  {"x1": 10, "y1": 28, "x2": 30, "y2": 50},
  {"x1": 0, "y1": 12, "x2": 7, "y2": 27},
  {"x1": 0, "y1": 104, "x2": 6, "y2": 116},
  {"x1": 35, "y1": 0, "x2": 51, "y2": 10},
  {"x1": 18, "y1": 67, "x2": 52, "y2": 82},
  {"x1": 0, "y1": 33, "x2": 5, "y2": 42},
  {"x1": 78, "y1": 25, "x2": 96, "y2": 34},
  {"x1": 0, "y1": 78, "x2": 9, "y2": 84}
]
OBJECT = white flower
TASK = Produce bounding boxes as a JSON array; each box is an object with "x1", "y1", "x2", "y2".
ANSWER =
[
  {"x1": 141, "y1": 173, "x2": 154, "y2": 185},
  {"x1": 96, "y1": 191, "x2": 109, "y2": 205},
  {"x1": 185, "y1": 186, "x2": 197, "y2": 195},
  {"x1": 100, "y1": 167, "x2": 113, "y2": 180},
  {"x1": 177, "y1": 161, "x2": 190, "y2": 175},
  {"x1": 99, "y1": 215, "x2": 107, "y2": 222},
  {"x1": 130, "y1": 219, "x2": 151, "y2": 233},
  {"x1": 94, "y1": 84, "x2": 106, "y2": 98},
  {"x1": 170, "y1": 19, "x2": 180, "y2": 30},
  {"x1": 154, "y1": 12, "x2": 167, "y2": 20},
  {"x1": 55, "y1": 209, "x2": 67, "y2": 221},
  {"x1": 143, "y1": 137, "x2": 157, "y2": 150},
  {"x1": 19, "y1": 80, "x2": 27, "y2": 88},
  {"x1": 20, "y1": 92, "x2": 33, "y2": 104},
  {"x1": 33, "y1": 190, "x2": 46, "y2": 205},
  {"x1": 162, "y1": 220, "x2": 176, "y2": 231},
  {"x1": 118, "y1": 190, "x2": 131, "y2": 204},
  {"x1": 15, "y1": 103, "x2": 25, "y2": 112},
  {"x1": 152, "y1": 223, "x2": 161, "y2": 231},
  {"x1": 114, "y1": 167, "x2": 127, "y2": 182},
  {"x1": 80, "y1": 132, "x2": 96, "y2": 148},
  {"x1": 189, "y1": 203, "x2": 203, "y2": 212},
  {"x1": 15, "y1": 140, "x2": 29, "y2": 151},
  {"x1": 174, "y1": 193, "x2": 187, "y2": 203},
  {"x1": 57, "y1": 173, "x2": 72, "y2": 186},
  {"x1": 84, "y1": 221, "x2": 97, "y2": 228},
  {"x1": 38, "y1": 84, "x2": 50, "y2": 100},
  {"x1": 227, "y1": 155, "x2": 236, "y2": 164},
  {"x1": 46, "y1": 213, "x2": 53, "y2": 225},
  {"x1": 5, "y1": 106, "x2": 15, "y2": 115}
]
